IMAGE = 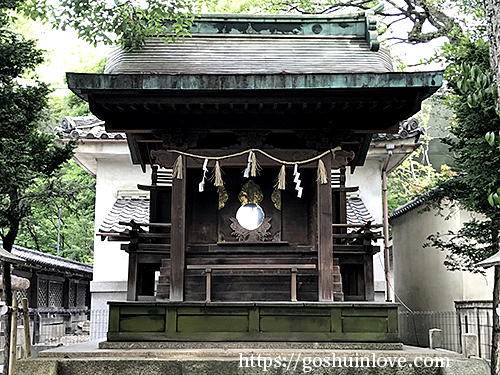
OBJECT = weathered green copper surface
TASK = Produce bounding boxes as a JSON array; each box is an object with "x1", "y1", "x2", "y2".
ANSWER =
[
  {"x1": 188, "y1": 13, "x2": 368, "y2": 37},
  {"x1": 68, "y1": 71, "x2": 443, "y2": 93},
  {"x1": 107, "y1": 301, "x2": 399, "y2": 342}
]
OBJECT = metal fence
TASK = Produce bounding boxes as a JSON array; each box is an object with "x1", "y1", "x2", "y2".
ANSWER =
[
  {"x1": 90, "y1": 309, "x2": 108, "y2": 340},
  {"x1": 0, "y1": 308, "x2": 111, "y2": 351},
  {"x1": 398, "y1": 308, "x2": 493, "y2": 359}
]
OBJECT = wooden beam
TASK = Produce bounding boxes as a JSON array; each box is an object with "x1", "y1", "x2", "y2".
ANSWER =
[
  {"x1": 317, "y1": 155, "x2": 334, "y2": 302},
  {"x1": 170, "y1": 156, "x2": 186, "y2": 301}
]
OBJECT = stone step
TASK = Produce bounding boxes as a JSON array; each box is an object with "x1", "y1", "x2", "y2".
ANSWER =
[{"x1": 13, "y1": 342, "x2": 482, "y2": 375}]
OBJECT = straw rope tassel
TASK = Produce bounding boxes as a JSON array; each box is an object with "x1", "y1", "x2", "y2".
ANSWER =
[
  {"x1": 277, "y1": 165, "x2": 286, "y2": 190},
  {"x1": 250, "y1": 152, "x2": 258, "y2": 177},
  {"x1": 317, "y1": 159, "x2": 328, "y2": 184},
  {"x1": 214, "y1": 161, "x2": 224, "y2": 187},
  {"x1": 172, "y1": 155, "x2": 183, "y2": 179}
]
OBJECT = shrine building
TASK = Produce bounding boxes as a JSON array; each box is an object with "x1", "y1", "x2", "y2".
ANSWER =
[{"x1": 67, "y1": 13, "x2": 442, "y2": 342}]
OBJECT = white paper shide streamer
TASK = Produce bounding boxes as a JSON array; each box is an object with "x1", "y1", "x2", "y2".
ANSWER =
[
  {"x1": 293, "y1": 164, "x2": 303, "y2": 198},
  {"x1": 243, "y1": 151, "x2": 253, "y2": 178},
  {"x1": 198, "y1": 158, "x2": 209, "y2": 192}
]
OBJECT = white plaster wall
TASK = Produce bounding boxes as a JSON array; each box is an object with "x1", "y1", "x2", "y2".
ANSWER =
[
  {"x1": 392, "y1": 206, "x2": 493, "y2": 311},
  {"x1": 93, "y1": 156, "x2": 151, "y2": 282},
  {"x1": 346, "y1": 159, "x2": 386, "y2": 294}
]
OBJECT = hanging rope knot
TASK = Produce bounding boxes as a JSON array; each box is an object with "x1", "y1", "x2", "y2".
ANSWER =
[
  {"x1": 172, "y1": 155, "x2": 183, "y2": 179},
  {"x1": 277, "y1": 165, "x2": 286, "y2": 190},
  {"x1": 317, "y1": 159, "x2": 328, "y2": 184},
  {"x1": 214, "y1": 161, "x2": 224, "y2": 187}
]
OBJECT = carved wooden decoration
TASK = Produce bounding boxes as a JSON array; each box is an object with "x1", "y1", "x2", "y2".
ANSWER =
[
  {"x1": 150, "y1": 149, "x2": 170, "y2": 169},
  {"x1": 218, "y1": 186, "x2": 228, "y2": 210},
  {"x1": 230, "y1": 217, "x2": 272, "y2": 242},
  {"x1": 332, "y1": 150, "x2": 355, "y2": 168},
  {"x1": 271, "y1": 188, "x2": 281, "y2": 210},
  {"x1": 238, "y1": 180, "x2": 263, "y2": 206}
]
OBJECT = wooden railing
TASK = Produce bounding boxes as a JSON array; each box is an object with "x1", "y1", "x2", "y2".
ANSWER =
[
  {"x1": 332, "y1": 223, "x2": 383, "y2": 246},
  {"x1": 186, "y1": 264, "x2": 316, "y2": 302}
]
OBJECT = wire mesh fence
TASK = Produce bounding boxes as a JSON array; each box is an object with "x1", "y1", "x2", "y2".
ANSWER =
[
  {"x1": 398, "y1": 308, "x2": 493, "y2": 359},
  {"x1": 398, "y1": 311, "x2": 461, "y2": 353},
  {"x1": 0, "y1": 308, "x2": 111, "y2": 351}
]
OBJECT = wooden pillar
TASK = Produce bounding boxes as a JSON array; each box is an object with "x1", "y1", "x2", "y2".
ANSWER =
[
  {"x1": 127, "y1": 253, "x2": 138, "y2": 301},
  {"x1": 170, "y1": 156, "x2": 186, "y2": 301},
  {"x1": 317, "y1": 156, "x2": 334, "y2": 302},
  {"x1": 364, "y1": 254, "x2": 375, "y2": 301}
]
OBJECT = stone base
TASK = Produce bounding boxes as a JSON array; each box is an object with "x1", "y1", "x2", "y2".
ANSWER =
[{"x1": 12, "y1": 340, "x2": 489, "y2": 375}]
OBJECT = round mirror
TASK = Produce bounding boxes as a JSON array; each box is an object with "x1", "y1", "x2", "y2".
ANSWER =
[{"x1": 236, "y1": 203, "x2": 265, "y2": 230}]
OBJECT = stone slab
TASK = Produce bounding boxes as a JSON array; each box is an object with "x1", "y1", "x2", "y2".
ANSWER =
[{"x1": 98, "y1": 341, "x2": 405, "y2": 351}]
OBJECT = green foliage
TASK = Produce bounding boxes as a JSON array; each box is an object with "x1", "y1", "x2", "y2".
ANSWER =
[
  {"x1": 62, "y1": 57, "x2": 107, "y2": 117},
  {"x1": 15, "y1": 161, "x2": 95, "y2": 263},
  {"x1": 387, "y1": 103, "x2": 453, "y2": 214},
  {"x1": 20, "y1": 0, "x2": 200, "y2": 50},
  {"x1": 0, "y1": 0, "x2": 75, "y2": 252},
  {"x1": 424, "y1": 37, "x2": 500, "y2": 272}
]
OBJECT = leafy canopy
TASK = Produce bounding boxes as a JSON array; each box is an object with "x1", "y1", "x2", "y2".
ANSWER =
[
  {"x1": 0, "y1": 0, "x2": 75, "y2": 250},
  {"x1": 424, "y1": 37, "x2": 500, "y2": 272}
]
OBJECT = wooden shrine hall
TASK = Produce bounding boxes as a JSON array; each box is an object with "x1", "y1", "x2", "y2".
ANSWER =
[{"x1": 68, "y1": 13, "x2": 442, "y2": 342}]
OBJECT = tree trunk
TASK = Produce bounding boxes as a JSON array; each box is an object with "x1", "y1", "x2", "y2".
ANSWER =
[
  {"x1": 492, "y1": 266, "x2": 500, "y2": 375},
  {"x1": 485, "y1": 0, "x2": 500, "y2": 91},
  {"x1": 2, "y1": 226, "x2": 17, "y2": 375},
  {"x1": 2, "y1": 262, "x2": 12, "y2": 375}
]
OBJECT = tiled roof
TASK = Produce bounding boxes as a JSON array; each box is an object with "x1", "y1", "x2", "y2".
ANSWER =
[
  {"x1": 346, "y1": 195, "x2": 376, "y2": 226},
  {"x1": 59, "y1": 116, "x2": 421, "y2": 143},
  {"x1": 0, "y1": 243, "x2": 93, "y2": 275},
  {"x1": 389, "y1": 196, "x2": 426, "y2": 221},
  {"x1": 99, "y1": 195, "x2": 377, "y2": 234},
  {"x1": 0, "y1": 246, "x2": 26, "y2": 265},
  {"x1": 372, "y1": 117, "x2": 424, "y2": 142},
  {"x1": 57, "y1": 116, "x2": 125, "y2": 140},
  {"x1": 99, "y1": 199, "x2": 150, "y2": 233}
]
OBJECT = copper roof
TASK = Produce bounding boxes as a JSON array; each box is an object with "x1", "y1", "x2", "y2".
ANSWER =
[{"x1": 105, "y1": 36, "x2": 393, "y2": 76}]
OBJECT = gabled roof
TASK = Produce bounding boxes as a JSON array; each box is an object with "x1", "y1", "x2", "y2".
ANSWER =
[
  {"x1": 66, "y1": 13, "x2": 442, "y2": 170},
  {"x1": 1, "y1": 243, "x2": 93, "y2": 276},
  {"x1": 105, "y1": 13, "x2": 391, "y2": 75}
]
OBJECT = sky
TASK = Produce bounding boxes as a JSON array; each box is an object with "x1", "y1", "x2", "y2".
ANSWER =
[{"x1": 16, "y1": 17, "x2": 109, "y2": 96}]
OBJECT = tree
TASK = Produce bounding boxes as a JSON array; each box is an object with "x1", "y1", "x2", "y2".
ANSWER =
[
  {"x1": 422, "y1": 37, "x2": 500, "y2": 373},
  {"x1": 20, "y1": 0, "x2": 202, "y2": 49},
  {"x1": 0, "y1": 2, "x2": 74, "y2": 373},
  {"x1": 15, "y1": 160, "x2": 95, "y2": 263}
]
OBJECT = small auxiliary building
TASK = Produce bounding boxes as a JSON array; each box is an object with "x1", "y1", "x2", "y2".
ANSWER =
[{"x1": 67, "y1": 13, "x2": 442, "y2": 342}]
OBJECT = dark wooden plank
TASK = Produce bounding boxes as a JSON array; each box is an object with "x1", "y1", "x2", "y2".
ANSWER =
[
  {"x1": 317, "y1": 156, "x2": 334, "y2": 301},
  {"x1": 387, "y1": 308, "x2": 398, "y2": 333},
  {"x1": 119, "y1": 315, "x2": 166, "y2": 332},
  {"x1": 127, "y1": 253, "x2": 138, "y2": 301},
  {"x1": 170, "y1": 156, "x2": 186, "y2": 301},
  {"x1": 108, "y1": 305, "x2": 120, "y2": 332},
  {"x1": 108, "y1": 331, "x2": 400, "y2": 342},
  {"x1": 342, "y1": 317, "x2": 388, "y2": 333},
  {"x1": 107, "y1": 331, "x2": 400, "y2": 342},
  {"x1": 364, "y1": 254, "x2": 375, "y2": 301},
  {"x1": 248, "y1": 307, "x2": 259, "y2": 332}
]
